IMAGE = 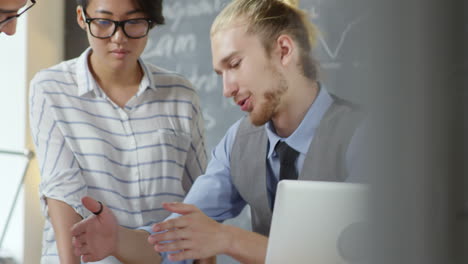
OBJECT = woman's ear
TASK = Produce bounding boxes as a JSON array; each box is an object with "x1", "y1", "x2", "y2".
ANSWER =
[{"x1": 76, "y1": 5, "x2": 86, "y2": 30}]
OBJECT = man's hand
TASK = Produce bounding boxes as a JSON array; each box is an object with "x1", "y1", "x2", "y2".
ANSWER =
[
  {"x1": 71, "y1": 196, "x2": 118, "y2": 262},
  {"x1": 148, "y1": 203, "x2": 230, "y2": 262}
]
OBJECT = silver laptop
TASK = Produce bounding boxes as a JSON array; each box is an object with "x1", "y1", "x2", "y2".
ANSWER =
[{"x1": 265, "y1": 180, "x2": 370, "y2": 264}]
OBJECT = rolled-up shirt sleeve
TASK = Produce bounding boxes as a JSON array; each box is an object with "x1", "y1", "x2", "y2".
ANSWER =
[
  {"x1": 181, "y1": 90, "x2": 207, "y2": 193},
  {"x1": 182, "y1": 119, "x2": 246, "y2": 221},
  {"x1": 140, "y1": 119, "x2": 246, "y2": 232},
  {"x1": 29, "y1": 77, "x2": 90, "y2": 219},
  {"x1": 140, "y1": 120, "x2": 246, "y2": 264}
]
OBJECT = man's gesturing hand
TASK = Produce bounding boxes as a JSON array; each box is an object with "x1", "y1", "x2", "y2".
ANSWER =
[{"x1": 148, "y1": 203, "x2": 231, "y2": 262}]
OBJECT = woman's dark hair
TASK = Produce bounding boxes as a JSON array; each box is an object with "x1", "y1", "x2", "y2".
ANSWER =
[{"x1": 76, "y1": 0, "x2": 165, "y2": 26}]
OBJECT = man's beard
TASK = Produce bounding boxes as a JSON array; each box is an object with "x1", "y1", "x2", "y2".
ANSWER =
[{"x1": 249, "y1": 70, "x2": 288, "y2": 126}]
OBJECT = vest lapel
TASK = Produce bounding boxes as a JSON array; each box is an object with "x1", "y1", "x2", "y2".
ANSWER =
[
  {"x1": 239, "y1": 126, "x2": 272, "y2": 218},
  {"x1": 231, "y1": 118, "x2": 273, "y2": 235}
]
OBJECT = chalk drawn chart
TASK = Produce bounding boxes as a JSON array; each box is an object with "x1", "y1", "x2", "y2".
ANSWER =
[
  {"x1": 300, "y1": 0, "x2": 372, "y2": 101},
  {"x1": 142, "y1": 0, "x2": 371, "y2": 152}
]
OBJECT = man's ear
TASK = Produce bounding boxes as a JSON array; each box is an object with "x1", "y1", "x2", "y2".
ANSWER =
[
  {"x1": 276, "y1": 34, "x2": 295, "y2": 66},
  {"x1": 76, "y1": 5, "x2": 86, "y2": 30}
]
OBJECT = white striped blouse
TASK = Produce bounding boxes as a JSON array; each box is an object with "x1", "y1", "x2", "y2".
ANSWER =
[{"x1": 29, "y1": 48, "x2": 207, "y2": 264}]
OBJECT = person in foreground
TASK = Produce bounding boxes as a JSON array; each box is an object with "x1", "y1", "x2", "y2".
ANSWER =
[
  {"x1": 71, "y1": 0, "x2": 366, "y2": 263},
  {"x1": 0, "y1": 0, "x2": 36, "y2": 35},
  {"x1": 29, "y1": 0, "x2": 207, "y2": 263}
]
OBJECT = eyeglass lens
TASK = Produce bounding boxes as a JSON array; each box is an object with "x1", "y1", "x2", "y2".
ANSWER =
[{"x1": 90, "y1": 19, "x2": 149, "y2": 38}]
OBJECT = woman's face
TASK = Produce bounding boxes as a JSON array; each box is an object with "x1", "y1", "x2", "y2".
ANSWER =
[{"x1": 77, "y1": 0, "x2": 150, "y2": 72}]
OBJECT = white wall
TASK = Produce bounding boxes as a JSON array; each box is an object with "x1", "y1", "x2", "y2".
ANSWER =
[
  {"x1": 0, "y1": 1, "x2": 64, "y2": 263},
  {"x1": 0, "y1": 15, "x2": 28, "y2": 263}
]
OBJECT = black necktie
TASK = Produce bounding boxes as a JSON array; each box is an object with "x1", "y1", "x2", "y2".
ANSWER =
[
  {"x1": 271, "y1": 141, "x2": 300, "y2": 210},
  {"x1": 275, "y1": 141, "x2": 299, "y2": 181}
]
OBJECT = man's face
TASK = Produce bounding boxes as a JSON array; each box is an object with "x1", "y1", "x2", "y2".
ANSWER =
[
  {"x1": 211, "y1": 23, "x2": 288, "y2": 126},
  {"x1": 0, "y1": 0, "x2": 28, "y2": 36}
]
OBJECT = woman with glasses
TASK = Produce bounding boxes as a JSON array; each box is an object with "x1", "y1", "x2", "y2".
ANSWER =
[
  {"x1": 0, "y1": 0, "x2": 36, "y2": 36},
  {"x1": 29, "y1": 0, "x2": 207, "y2": 263}
]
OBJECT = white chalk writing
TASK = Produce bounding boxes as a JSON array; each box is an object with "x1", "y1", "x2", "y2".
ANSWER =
[
  {"x1": 144, "y1": 33, "x2": 197, "y2": 58},
  {"x1": 164, "y1": 0, "x2": 225, "y2": 31}
]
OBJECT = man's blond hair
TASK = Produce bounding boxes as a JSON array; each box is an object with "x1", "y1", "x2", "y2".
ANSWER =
[{"x1": 211, "y1": 0, "x2": 319, "y2": 80}]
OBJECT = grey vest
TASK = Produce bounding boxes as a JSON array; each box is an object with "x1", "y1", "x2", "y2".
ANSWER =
[{"x1": 230, "y1": 95, "x2": 363, "y2": 236}]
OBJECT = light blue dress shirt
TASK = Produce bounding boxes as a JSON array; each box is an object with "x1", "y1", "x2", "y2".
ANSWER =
[{"x1": 147, "y1": 86, "x2": 366, "y2": 263}]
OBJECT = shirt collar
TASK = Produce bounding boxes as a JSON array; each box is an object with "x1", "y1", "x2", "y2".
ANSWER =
[
  {"x1": 76, "y1": 48, "x2": 97, "y2": 97},
  {"x1": 136, "y1": 57, "x2": 156, "y2": 95},
  {"x1": 76, "y1": 47, "x2": 156, "y2": 97},
  {"x1": 266, "y1": 83, "x2": 333, "y2": 158}
]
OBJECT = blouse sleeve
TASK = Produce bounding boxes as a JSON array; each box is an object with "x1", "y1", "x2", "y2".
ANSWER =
[
  {"x1": 29, "y1": 74, "x2": 90, "y2": 219},
  {"x1": 180, "y1": 88, "x2": 208, "y2": 193}
]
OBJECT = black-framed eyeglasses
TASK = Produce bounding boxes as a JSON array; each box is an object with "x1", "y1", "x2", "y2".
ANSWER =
[
  {"x1": 82, "y1": 11, "x2": 153, "y2": 39},
  {"x1": 0, "y1": 0, "x2": 36, "y2": 29}
]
